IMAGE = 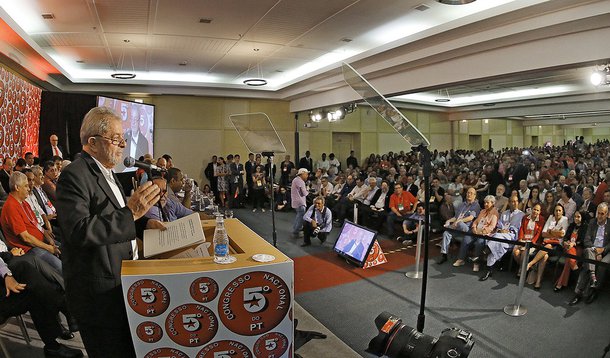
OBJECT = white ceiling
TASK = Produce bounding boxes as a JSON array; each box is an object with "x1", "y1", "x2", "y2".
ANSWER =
[{"x1": 1, "y1": 0, "x2": 610, "y2": 124}]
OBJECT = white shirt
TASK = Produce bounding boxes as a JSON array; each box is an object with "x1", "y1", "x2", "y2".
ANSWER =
[{"x1": 91, "y1": 156, "x2": 138, "y2": 260}]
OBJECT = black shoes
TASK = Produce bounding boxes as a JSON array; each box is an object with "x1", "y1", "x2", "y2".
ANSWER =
[
  {"x1": 44, "y1": 342, "x2": 83, "y2": 358},
  {"x1": 436, "y1": 254, "x2": 448, "y2": 264},
  {"x1": 585, "y1": 289, "x2": 598, "y2": 304},
  {"x1": 300, "y1": 243, "x2": 311, "y2": 247},
  {"x1": 568, "y1": 294, "x2": 582, "y2": 306},
  {"x1": 479, "y1": 270, "x2": 492, "y2": 281},
  {"x1": 553, "y1": 286, "x2": 563, "y2": 292},
  {"x1": 59, "y1": 327, "x2": 74, "y2": 340}
]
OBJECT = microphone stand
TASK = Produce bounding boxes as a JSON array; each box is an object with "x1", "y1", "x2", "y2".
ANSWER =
[
  {"x1": 413, "y1": 144, "x2": 431, "y2": 333},
  {"x1": 262, "y1": 151, "x2": 278, "y2": 247}
]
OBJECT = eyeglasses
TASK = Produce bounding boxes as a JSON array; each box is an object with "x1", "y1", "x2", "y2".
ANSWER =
[{"x1": 93, "y1": 135, "x2": 126, "y2": 146}]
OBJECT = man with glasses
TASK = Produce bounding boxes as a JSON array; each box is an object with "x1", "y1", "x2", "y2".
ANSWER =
[
  {"x1": 301, "y1": 196, "x2": 332, "y2": 247},
  {"x1": 145, "y1": 176, "x2": 193, "y2": 222},
  {"x1": 56, "y1": 106, "x2": 164, "y2": 357},
  {"x1": 124, "y1": 103, "x2": 149, "y2": 160}
]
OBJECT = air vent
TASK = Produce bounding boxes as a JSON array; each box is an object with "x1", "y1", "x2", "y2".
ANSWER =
[
  {"x1": 41, "y1": 13, "x2": 55, "y2": 20},
  {"x1": 179, "y1": 61, "x2": 188, "y2": 66},
  {"x1": 340, "y1": 38, "x2": 353, "y2": 43},
  {"x1": 76, "y1": 60, "x2": 85, "y2": 63},
  {"x1": 199, "y1": 18, "x2": 212, "y2": 24},
  {"x1": 414, "y1": 4, "x2": 430, "y2": 11}
]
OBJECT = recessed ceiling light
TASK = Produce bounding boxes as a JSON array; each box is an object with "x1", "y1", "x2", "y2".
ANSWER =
[
  {"x1": 437, "y1": 0, "x2": 476, "y2": 4},
  {"x1": 76, "y1": 60, "x2": 84, "y2": 63},
  {"x1": 340, "y1": 38, "x2": 353, "y2": 43},
  {"x1": 41, "y1": 13, "x2": 55, "y2": 20},
  {"x1": 414, "y1": 4, "x2": 430, "y2": 11},
  {"x1": 199, "y1": 18, "x2": 212, "y2": 24},
  {"x1": 179, "y1": 61, "x2": 188, "y2": 66}
]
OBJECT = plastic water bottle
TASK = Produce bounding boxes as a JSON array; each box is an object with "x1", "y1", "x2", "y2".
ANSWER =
[{"x1": 213, "y1": 215, "x2": 235, "y2": 264}]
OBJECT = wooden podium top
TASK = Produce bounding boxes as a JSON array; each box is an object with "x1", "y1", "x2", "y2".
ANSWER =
[{"x1": 121, "y1": 218, "x2": 291, "y2": 276}]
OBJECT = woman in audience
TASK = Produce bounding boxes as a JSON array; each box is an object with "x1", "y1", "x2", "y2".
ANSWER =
[
  {"x1": 541, "y1": 191, "x2": 556, "y2": 219},
  {"x1": 251, "y1": 164, "x2": 266, "y2": 212},
  {"x1": 526, "y1": 203, "x2": 568, "y2": 289},
  {"x1": 513, "y1": 203, "x2": 545, "y2": 277},
  {"x1": 215, "y1": 156, "x2": 229, "y2": 207},
  {"x1": 475, "y1": 173, "x2": 490, "y2": 202},
  {"x1": 558, "y1": 185, "x2": 577, "y2": 223},
  {"x1": 554, "y1": 210, "x2": 589, "y2": 291},
  {"x1": 522, "y1": 186, "x2": 540, "y2": 214},
  {"x1": 527, "y1": 162, "x2": 539, "y2": 187}
]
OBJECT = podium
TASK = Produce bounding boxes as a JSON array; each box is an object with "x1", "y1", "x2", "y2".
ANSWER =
[{"x1": 121, "y1": 219, "x2": 294, "y2": 358}]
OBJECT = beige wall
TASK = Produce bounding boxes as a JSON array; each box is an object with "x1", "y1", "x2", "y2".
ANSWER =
[{"x1": 117, "y1": 94, "x2": 610, "y2": 184}]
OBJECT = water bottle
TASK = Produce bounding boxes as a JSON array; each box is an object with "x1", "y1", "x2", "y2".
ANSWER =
[{"x1": 213, "y1": 215, "x2": 235, "y2": 264}]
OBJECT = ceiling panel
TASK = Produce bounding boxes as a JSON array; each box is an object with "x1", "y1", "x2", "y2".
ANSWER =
[
  {"x1": 148, "y1": 49, "x2": 225, "y2": 72},
  {"x1": 28, "y1": 0, "x2": 97, "y2": 32},
  {"x1": 49, "y1": 46, "x2": 109, "y2": 66},
  {"x1": 94, "y1": 0, "x2": 150, "y2": 34},
  {"x1": 32, "y1": 32, "x2": 104, "y2": 47},
  {"x1": 147, "y1": 35, "x2": 236, "y2": 52}
]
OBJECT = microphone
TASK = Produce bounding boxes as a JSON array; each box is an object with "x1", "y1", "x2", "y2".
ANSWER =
[{"x1": 123, "y1": 157, "x2": 166, "y2": 172}]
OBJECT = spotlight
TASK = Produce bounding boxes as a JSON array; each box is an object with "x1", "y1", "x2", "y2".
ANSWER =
[{"x1": 590, "y1": 65, "x2": 610, "y2": 86}]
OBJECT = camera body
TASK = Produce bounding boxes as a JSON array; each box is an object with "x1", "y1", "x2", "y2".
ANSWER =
[{"x1": 368, "y1": 312, "x2": 474, "y2": 358}]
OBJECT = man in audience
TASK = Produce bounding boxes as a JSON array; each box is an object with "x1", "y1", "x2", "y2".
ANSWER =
[
  {"x1": 316, "y1": 153, "x2": 330, "y2": 172},
  {"x1": 24, "y1": 152, "x2": 35, "y2": 168},
  {"x1": 56, "y1": 106, "x2": 164, "y2": 357},
  {"x1": 570, "y1": 203, "x2": 610, "y2": 305},
  {"x1": 301, "y1": 196, "x2": 333, "y2": 247},
  {"x1": 245, "y1": 153, "x2": 255, "y2": 203},
  {"x1": 279, "y1": 155, "x2": 295, "y2": 187},
  {"x1": 42, "y1": 160, "x2": 59, "y2": 203},
  {"x1": 0, "y1": 157, "x2": 13, "y2": 193},
  {"x1": 229, "y1": 154, "x2": 244, "y2": 208},
  {"x1": 14, "y1": 158, "x2": 27, "y2": 172},
  {"x1": 145, "y1": 177, "x2": 193, "y2": 222},
  {"x1": 593, "y1": 172, "x2": 610, "y2": 205},
  {"x1": 156, "y1": 156, "x2": 167, "y2": 170},
  {"x1": 299, "y1": 150, "x2": 313, "y2": 171},
  {"x1": 333, "y1": 177, "x2": 370, "y2": 226},
  {"x1": 23, "y1": 169, "x2": 57, "y2": 241},
  {"x1": 291, "y1": 168, "x2": 310, "y2": 238},
  {"x1": 0, "y1": 172, "x2": 62, "y2": 274},
  {"x1": 31, "y1": 165, "x2": 58, "y2": 220},
  {"x1": 162, "y1": 154, "x2": 174, "y2": 169},
  {"x1": 41, "y1": 134, "x2": 66, "y2": 162},
  {"x1": 204, "y1": 155, "x2": 218, "y2": 200},
  {"x1": 360, "y1": 180, "x2": 390, "y2": 230},
  {"x1": 326, "y1": 174, "x2": 354, "y2": 209},
  {"x1": 0, "y1": 256, "x2": 83, "y2": 357},
  {"x1": 480, "y1": 195, "x2": 524, "y2": 281},
  {"x1": 494, "y1": 184, "x2": 509, "y2": 213},
  {"x1": 346, "y1": 150, "x2": 358, "y2": 169},
  {"x1": 166, "y1": 167, "x2": 192, "y2": 210},
  {"x1": 404, "y1": 174, "x2": 418, "y2": 197},
  {"x1": 386, "y1": 182, "x2": 417, "y2": 239},
  {"x1": 437, "y1": 187, "x2": 481, "y2": 264}
]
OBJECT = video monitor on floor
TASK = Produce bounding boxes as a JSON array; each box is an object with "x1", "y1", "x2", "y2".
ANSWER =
[{"x1": 333, "y1": 220, "x2": 377, "y2": 267}]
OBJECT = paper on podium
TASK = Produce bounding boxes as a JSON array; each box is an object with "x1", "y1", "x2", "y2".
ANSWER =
[
  {"x1": 342, "y1": 62, "x2": 430, "y2": 147},
  {"x1": 143, "y1": 213, "x2": 205, "y2": 258},
  {"x1": 228, "y1": 112, "x2": 286, "y2": 154}
]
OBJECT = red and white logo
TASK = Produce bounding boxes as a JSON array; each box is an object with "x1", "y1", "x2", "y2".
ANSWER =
[
  {"x1": 136, "y1": 321, "x2": 163, "y2": 343},
  {"x1": 144, "y1": 347, "x2": 188, "y2": 358},
  {"x1": 165, "y1": 303, "x2": 218, "y2": 347},
  {"x1": 126, "y1": 279, "x2": 170, "y2": 317},
  {"x1": 190, "y1": 277, "x2": 219, "y2": 303},
  {"x1": 253, "y1": 332, "x2": 289, "y2": 358},
  {"x1": 196, "y1": 340, "x2": 253, "y2": 358}
]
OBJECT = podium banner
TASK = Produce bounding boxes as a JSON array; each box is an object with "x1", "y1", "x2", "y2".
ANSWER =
[{"x1": 362, "y1": 240, "x2": 388, "y2": 269}]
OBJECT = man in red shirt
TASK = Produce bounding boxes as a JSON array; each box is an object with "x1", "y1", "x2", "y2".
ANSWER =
[
  {"x1": 386, "y1": 183, "x2": 418, "y2": 239},
  {"x1": 0, "y1": 171, "x2": 62, "y2": 274}
]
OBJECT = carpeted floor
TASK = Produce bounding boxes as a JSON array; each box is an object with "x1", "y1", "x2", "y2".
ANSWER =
[{"x1": 237, "y1": 207, "x2": 610, "y2": 358}]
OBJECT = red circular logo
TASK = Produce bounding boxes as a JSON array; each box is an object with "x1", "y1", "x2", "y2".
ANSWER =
[
  {"x1": 136, "y1": 321, "x2": 163, "y2": 343},
  {"x1": 190, "y1": 277, "x2": 219, "y2": 303},
  {"x1": 196, "y1": 340, "x2": 253, "y2": 358},
  {"x1": 144, "y1": 347, "x2": 188, "y2": 358},
  {"x1": 218, "y1": 271, "x2": 291, "y2": 336},
  {"x1": 126, "y1": 279, "x2": 170, "y2": 317},
  {"x1": 253, "y1": 332, "x2": 289, "y2": 358},
  {"x1": 165, "y1": 304, "x2": 218, "y2": 347}
]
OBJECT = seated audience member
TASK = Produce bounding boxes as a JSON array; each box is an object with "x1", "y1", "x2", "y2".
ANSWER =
[
  {"x1": 0, "y1": 157, "x2": 13, "y2": 193},
  {"x1": 439, "y1": 193, "x2": 456, "y2": 226},
  {"x1": 0, "y1": 178, "x2": 7, "y2": 202},
  {"x1": 512, "y1": 203, "x2": 545, "y2": 277},
  {"x1": 437, "y1": 187, "x2": 481, "y2": 264},
  {"x1": 525, "y1": 203, "x2": 568, "y2": 289},
  {"x1": 494, "y1": 184, "x2": 508, "y2": 213},
  {"x1": 23, "y1": 169, "x2": 56, "y2": 240},
  {"x1": 136, "y1": 154, "x2": 154, "y2": 185},
  {"x1": 522, "y1": 186, "x2": 540, "y2": 214},
  {"x1": 30, "y1": 165, "x2": 57, "y2": 220},
  {"x1": 399, "y1": 203, "x2": 426, "y2": 245},
  {"x1": 333, "y1": 177, "x2": 369, "y2": 225},
  {"x1": 480, "y1": 195, "x2": 524, "y2": 281},
  {"x1": 14, "y1": 158, "x2": 27, "y2": 172},
  {"x1": 274, "y1": 186, "x2": 291, "y2": 212},
  {"x1": 540, "y1": 191, "x2": 556, "y2": 219},
  {"x1": 327, "y1": 174, "x2": 354, "y2": 208},
  {"x1": 24, "y1": 152, "x2": 35, "y2": 168},
  {"x1": 145, "y1": 177, "x2": 193, "y2": 222},
  {"x1": 301, "y1": 196, "x2": 332, "y2": 247},
  {"x1": 580, "y1": 186, "x2": 597, "y2": 218},
  {"x1": 386, "y1": 183, "x2": 417, "y2": 238},
  {"x1": 569, "y1": 203, "x2": 610, "y2": 305},
  {"x1": 166, "y1": 167, "x2": 192, "y2": 210},
  {"x1": 555, "y1": 210, "x2": 588, "y2": 291},
  {"x1": 360, "y1": 181, "x2": 390, "y2": 230},
  {"x1": 156, "y1": 157, "x2": 167, "y2": 170},
  {"x1": 0, "y1": 172, "x2": 62, "y2": 275},
  {"x1": 42, "y1": 160, "x2": 59, "y2": 204},
  {"x1": 0, "y1": 256, "x2": 83, "y2": 357},
  {"x1": 557, "y1": 186, "x2": 577, "y2": 223},
  {"x1": 319, "y1": 175, "x2": 334, "y2": 199},
  {"x1": 325, "y1": 175, "x2": 345, "y2": 208},
  {"x1": 454, "y1": 195, "x2": 498, "y2": 271}
]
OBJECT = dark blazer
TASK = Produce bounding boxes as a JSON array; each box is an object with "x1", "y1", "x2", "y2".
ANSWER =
[
  {"x1": 299, "y1": 156, "x2": 313, "y2": 171},
  {"x1": 584, "y1": 219, "x2": 610, "y2": 255},
  {"x1": 56, "y1": 152, "x2": 148, "y2": 341},
  {"x1": 41, "y1": 145, "x2": 67, "y2": 162},
  {"x1": 405, "y1": 183, "x2": 418, "y2": 198},
  {"x1": 0, "y1": 169, "x2": 9, "y2": 194},
  {"x1": 124, "y1": 130, "x2": 149, "y2": 159}
]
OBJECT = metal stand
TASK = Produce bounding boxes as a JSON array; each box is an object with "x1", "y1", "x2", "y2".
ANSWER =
[
  {"x1": 504, "y1": 240, "x2": 531, "y2": 317},
  {"x1": 353, "y1": 203, "x2": 358, "y2": 224},
  {"x1": 415, "y1": 145, "x2": 431, "y2": 333},
  {"x1": 262, "y1": 151, "x2": 278, "y2": 247},
  {"x1": 406, "y1": 221, "x2": 424, "y2": 279}
]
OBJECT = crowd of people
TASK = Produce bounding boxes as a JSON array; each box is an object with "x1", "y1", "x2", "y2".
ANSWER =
[{"x1": 235, "y1": 137, "x2": 607, "y2": 306}]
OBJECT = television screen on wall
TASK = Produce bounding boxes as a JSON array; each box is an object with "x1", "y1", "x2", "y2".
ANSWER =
[{"x1": 97, "y1": 96, "x2": 155, "y2": 172}]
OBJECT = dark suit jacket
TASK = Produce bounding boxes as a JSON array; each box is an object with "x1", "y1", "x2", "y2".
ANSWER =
[
  {"x1": 299, "y1": 156, "x2": 313, "y2": 171},
  {"x1": 41, "y1": 145, "x2": 67, "y2": 162},
  {"x1": 56, "y1": 151, "x2": 148, "y2": 330},
  {"x1": 0, "y1": 170, "x2": 9, "y2": 194},
  {"x1": 124, "y1": 130, "x2": 149, "y2": 159},
  {"x1": 405, "y1": 183, "x2": 418, "y2": 198},
  {"x1": 584, "y1": 219, "x2": 610, "y2": 255}
]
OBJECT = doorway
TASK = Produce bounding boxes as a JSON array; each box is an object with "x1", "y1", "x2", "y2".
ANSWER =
[
  {"x1": 468, "y1": 135, "x2": 482, "y2": 150},
  {"x1": 332, "y1": 132, "x2": 360, "y2": 169}
]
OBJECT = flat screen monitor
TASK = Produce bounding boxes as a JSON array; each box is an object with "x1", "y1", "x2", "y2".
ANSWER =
[
  {"x1": 97, "y1": 96, "x2": 155, "y2": 172},
  {"x1": 333, "y1": 220, "x2": 377, "y2": 267}
]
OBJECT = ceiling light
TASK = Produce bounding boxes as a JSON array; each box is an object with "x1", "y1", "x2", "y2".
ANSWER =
[
  {"x1": 590, "y1": 65, "x2": 610, "y2": 86},
  {"x1": 111, "y1": 40, "x2": 136, "y2": 80},
  {"x1": 435, "y1": 89, "x2": 451, "y2": 102},
  {"x1": 437, "y1": 0, "x2": 476, "y2": 4},
  {"x1": 41, "y1": 13, "x2": 55, "y2": 20},
  {"x1": 199, "y1": 18, "x2": 212, "y2": 24}
]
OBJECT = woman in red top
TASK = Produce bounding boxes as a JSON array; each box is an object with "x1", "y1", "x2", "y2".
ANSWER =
[{"x1": 513, "y1": 203, "x2": 545, "y2": 277}]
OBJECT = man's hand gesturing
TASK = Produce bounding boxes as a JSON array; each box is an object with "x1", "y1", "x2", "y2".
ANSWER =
[{"x1": 127, "y1": 181, "x2": 161, "y2": 220}]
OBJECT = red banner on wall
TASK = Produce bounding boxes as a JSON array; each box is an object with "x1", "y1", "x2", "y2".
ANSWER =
[{"x1": 0, "y1": 66, "x2": 41, "y2": 158}]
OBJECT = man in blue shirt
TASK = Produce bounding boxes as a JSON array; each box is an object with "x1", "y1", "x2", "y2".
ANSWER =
[{"x1": 145, "y1": 177, "x2": 194, "y2": 222}]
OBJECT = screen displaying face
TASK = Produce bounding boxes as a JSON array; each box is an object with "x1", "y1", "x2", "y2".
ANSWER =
[
  {"x1": 333, "y1": 221, "x2": 376, "y2": 264},
  {"x1": 97, "y1": 96, "x2": 155, "y2": 172}
]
